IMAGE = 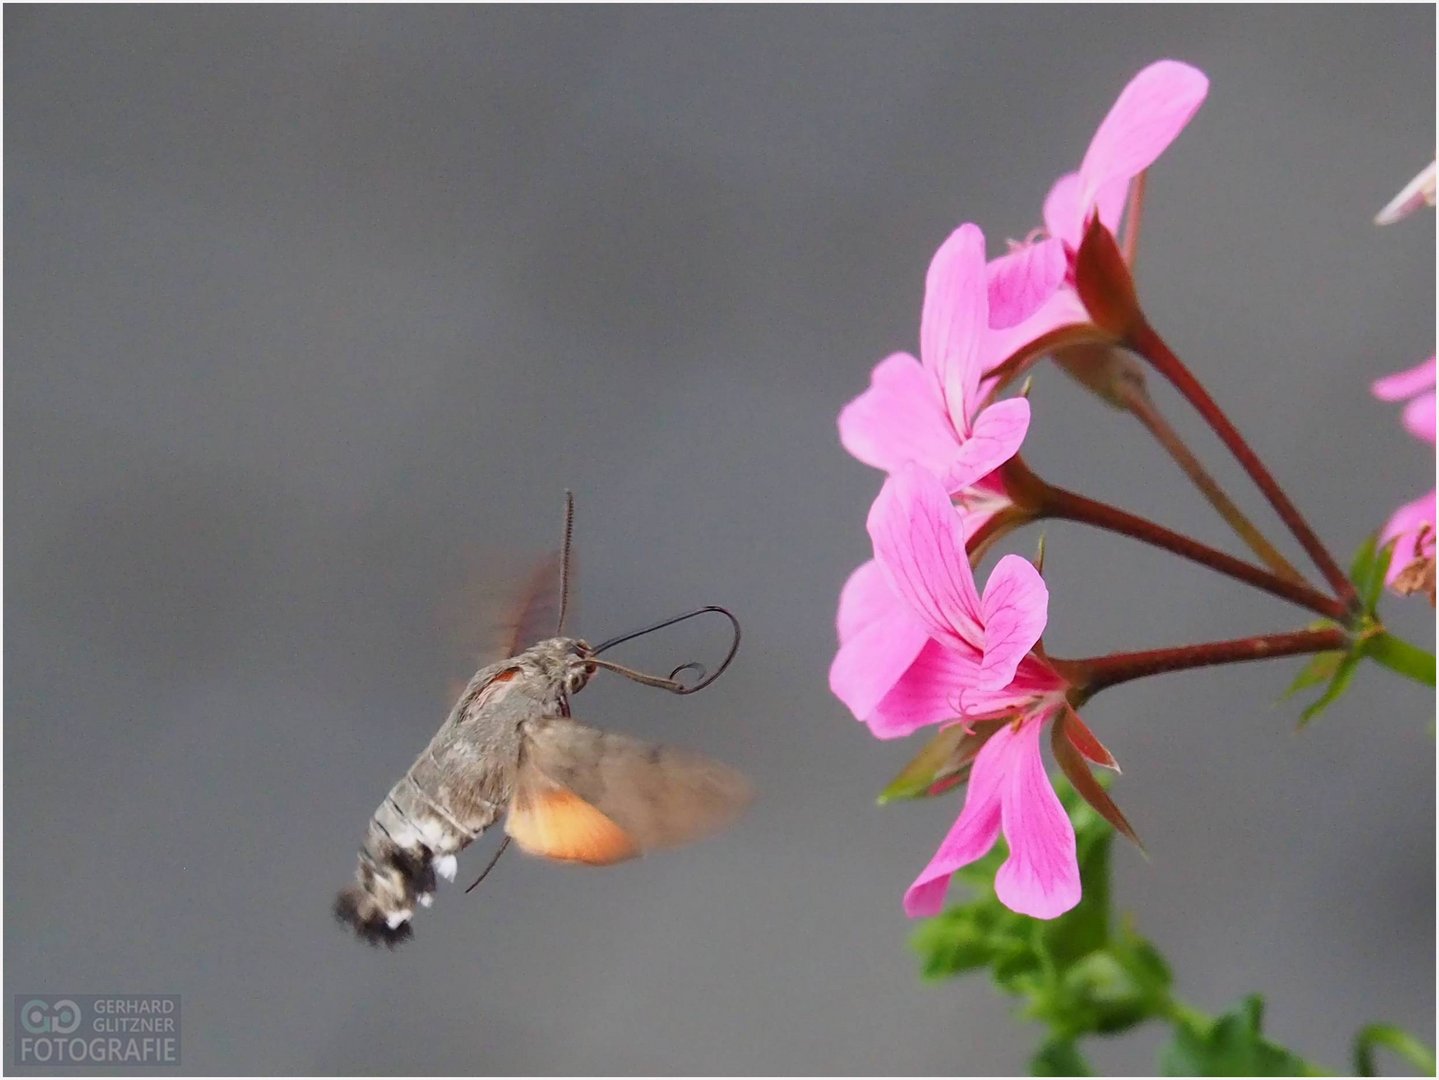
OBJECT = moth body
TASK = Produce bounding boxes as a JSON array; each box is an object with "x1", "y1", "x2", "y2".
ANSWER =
[
  {"x1": 332, "y1": 501, "x2": 750, "y2": 950},
  {"x1": 335, "y1": 639, "x2": 592, "y2": 945}
]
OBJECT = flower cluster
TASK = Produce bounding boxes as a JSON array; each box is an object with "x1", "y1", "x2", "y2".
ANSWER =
[
  {"x1": 1372, "y1": 164, "x2": 1437, "y2": 604},
  {"x1": 830, "y1": 61, "x2": 1208, "y2": 919}
]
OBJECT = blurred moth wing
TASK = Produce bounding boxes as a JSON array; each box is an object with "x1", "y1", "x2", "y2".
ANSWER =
[{"x1": 507, "y1": 717, "x2": 753, "y2": 864}]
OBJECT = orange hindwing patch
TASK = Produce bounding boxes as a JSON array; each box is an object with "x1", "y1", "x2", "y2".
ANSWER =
[{"x1": 506, "y1": 782, "x2": 639, "y2": 866}]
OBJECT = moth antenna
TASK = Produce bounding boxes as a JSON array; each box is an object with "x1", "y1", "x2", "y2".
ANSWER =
[
  {"x1": 464, "y1": 835, "x2": 512, "y2": 895},
  {"x1": 556, "y1": 490, "x2": 576, "y2": 636}
]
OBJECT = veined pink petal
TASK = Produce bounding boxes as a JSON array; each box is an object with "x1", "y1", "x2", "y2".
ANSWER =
[
  {"x1": 920, "y1": 224, "x2": 987, "y2": 377},
  {"x1": 1043, "y1": 172, "x2": 1084, "y2": 248},
  {"x1": 977, "y1": 554, "x2": 1049, "y2": 690},
  {"x1": 868, "y1": 464, "x2": 985, "y2": 647},
  {"x1": 994, "y1": 713, "x2": 1080, "y2": 919},
  {"x1": 920, "y1": 225, "x2": 989, "y2": 433},
  {"x1": 867, "y1": 638, "x2": 983, "y2": 739},
  {"x1": 1372, "y1": 356, "x2": 1437, "y2": 401},
  {"x1": 838, "y1": 352, "x2": 962, "y2": 475},
  {"x1": 1077, "y1": 60, "x2": 1209, "y2": 214},
  {"x1": 1403, "y1": 392, "x2": 1436, "y2": 444},
  {"x1": 835, "y1": 559, "x2": 898, "y2": 643},
  {"x1": 940, "y1": 398, "x2": 1032, "y2": 494},
  {"x1": 903, "y1": 722, "x2": 1012, "y2": 917},
  {"x1": 987, "y1": 239, "x2": 1067, "y2": 329},
  {"x1": 830, "y1": 561, "x2": 932, "y2": 720},
  {"x1": 980, "y1": 286, "x2": 1091, "y2": 394},
  {"x1": 829, "y1": 604, "x2": 931, "y2": 723}
]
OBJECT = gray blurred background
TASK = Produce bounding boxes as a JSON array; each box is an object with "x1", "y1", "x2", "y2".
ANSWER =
[{"x1": 5, "y1": 6, "x2": 1435, "y2": 1075}]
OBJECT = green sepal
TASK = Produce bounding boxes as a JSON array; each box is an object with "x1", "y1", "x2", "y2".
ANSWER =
[
  {"x1": 1349, "y1": 534, "x2": 1394, "y2": 614},
  {"x1": 877, "y1": 719, "x2": 1008, "y2": 804},
  {"x1": 1282, "y1": 648, "x2": 1344, "y2": 700},
  {"x1": 1298, "y1": 651, "x2": 1361, "y2": 726}
]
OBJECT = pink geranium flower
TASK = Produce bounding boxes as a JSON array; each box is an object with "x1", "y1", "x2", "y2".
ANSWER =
[
  {"x1": 903, "y1": 702, "x2": 1078, "y2": 920},
  {"x1": 829, "y1": 464, "x2": 1081, "y2": 919},
  {"x1": 838, "y1": 223, "x2": 1033, "y2": 538},
  {"x1": 987, "y1": 60, "x2": 1210, "y2": 338},
  {"x1": 1374, "y1": 356, "x2": 1437, "y2": 596},
  {"x1": 830, "y1": 463, "x2": 1049, "y2": 738}
]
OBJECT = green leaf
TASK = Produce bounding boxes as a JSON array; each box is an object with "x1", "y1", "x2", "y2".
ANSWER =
[
  {"x1": 1353, "y1": 1023, "x2": 1437, "y2": 1077},
  {"x1": 909, "y1": 894, "x2": 1034, "y2": 983},
  {"x1": 910, "y1": 906, "x2": 1000, "y2": 980},
  {"x1": 1116, "y1": 933, "x2": 1172, "y2": 996},
  {"x1": 1052, "y1": 950, "x2": 1161, "y2": 1035},
  {"x1": 1031, "y1": 1037, "x2": 1093, "y2": 1076},
  {"x1": 1362, "y1": 632, "x2": 1437, "y2": 688},
  {"x1": 1298, "y1": 651, "x2": 1361, "y2": 726},
  {"x1": 1159, "y1": 996, "x2": 1322, "y2": 1076}
]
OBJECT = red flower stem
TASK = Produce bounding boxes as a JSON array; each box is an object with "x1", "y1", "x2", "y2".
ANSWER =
[
  {"x1": 1117, "y1": 379, "x2": 1306, "y2": 585},
  {"x1": 1014, "y1": 463, "x2": 1349, "y2": 621},
  {"x1": 1057, "y1": 627, "x2": 1348, "y2": 699},
  {"x1": 1128, "y1": 321, "x2": 1359, "y2": 612}
]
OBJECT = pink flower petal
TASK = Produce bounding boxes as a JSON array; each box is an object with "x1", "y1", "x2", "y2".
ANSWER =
[
  {"x1": 835, "y1": 559, "x2": 897, "y2": 643},
  {"x1": 920, "y1": 225, "x2": 989, "y2": 431},
  {"x1": 830, "y1": 562, "x2": 932, "y2": 721},
  {"x1": 1077, "y1": 60, "x2": 1209, "y2": 217},
  {"x1": 986, "y1": 239, "x2": 1067, "y2": 330},
  {"x1": 977, "y1": 554, "x2": 1049, "y2": 690},
  {"x1": 868, "y1": 464, "x2": 984, "y2": 648},
  {"x1": 980, "y1": 286, "x2": 1091, "y2": 391},
  {"x1": 838, "y1": 352, "x2": 963, "y2": 476},
  {"x1": 1375, "y1": 161, "x2": 1437, "y2": 226},
  {"x1": 903, "y1": 722, "x2": 1012, "y2": 917},
  {"x1": 1043, "y1": 172, "x2": 1084, "y2": 248},
  {"x1": 1403, "y1": 392, "x2": 1436, "y2": 444},
  {"x1": 994, "y1": 714, "x2": 1080, "y2": 919},
  {"x1": 1381, "y1": 489, "x2": 1437, "y2": 584},
  {"x1": 1089, "y1": 175, "x2": 1132, "y2": 235},
  {"x1": 867, "y1": 638, "x2": 983, "y2": 739},
  {"x1": 940, "y1": 397, "x2": 1032, "y2": 494},
  {"x1": 1372, "y1": 356, "x2": 1437, "y2": 401}
]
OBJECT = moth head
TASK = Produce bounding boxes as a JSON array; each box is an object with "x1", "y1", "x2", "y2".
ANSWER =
[
  {"x1": 565, "y1": 639, "x2": 595, "y2": 694},
  {"x1": 524, "y1": 636, "x2": 595, "y2": 695}
]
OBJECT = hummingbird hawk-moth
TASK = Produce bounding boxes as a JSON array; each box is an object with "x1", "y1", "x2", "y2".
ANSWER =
[{"x1": 334, "y1": 494, "x2": 752, "y2": 946}]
